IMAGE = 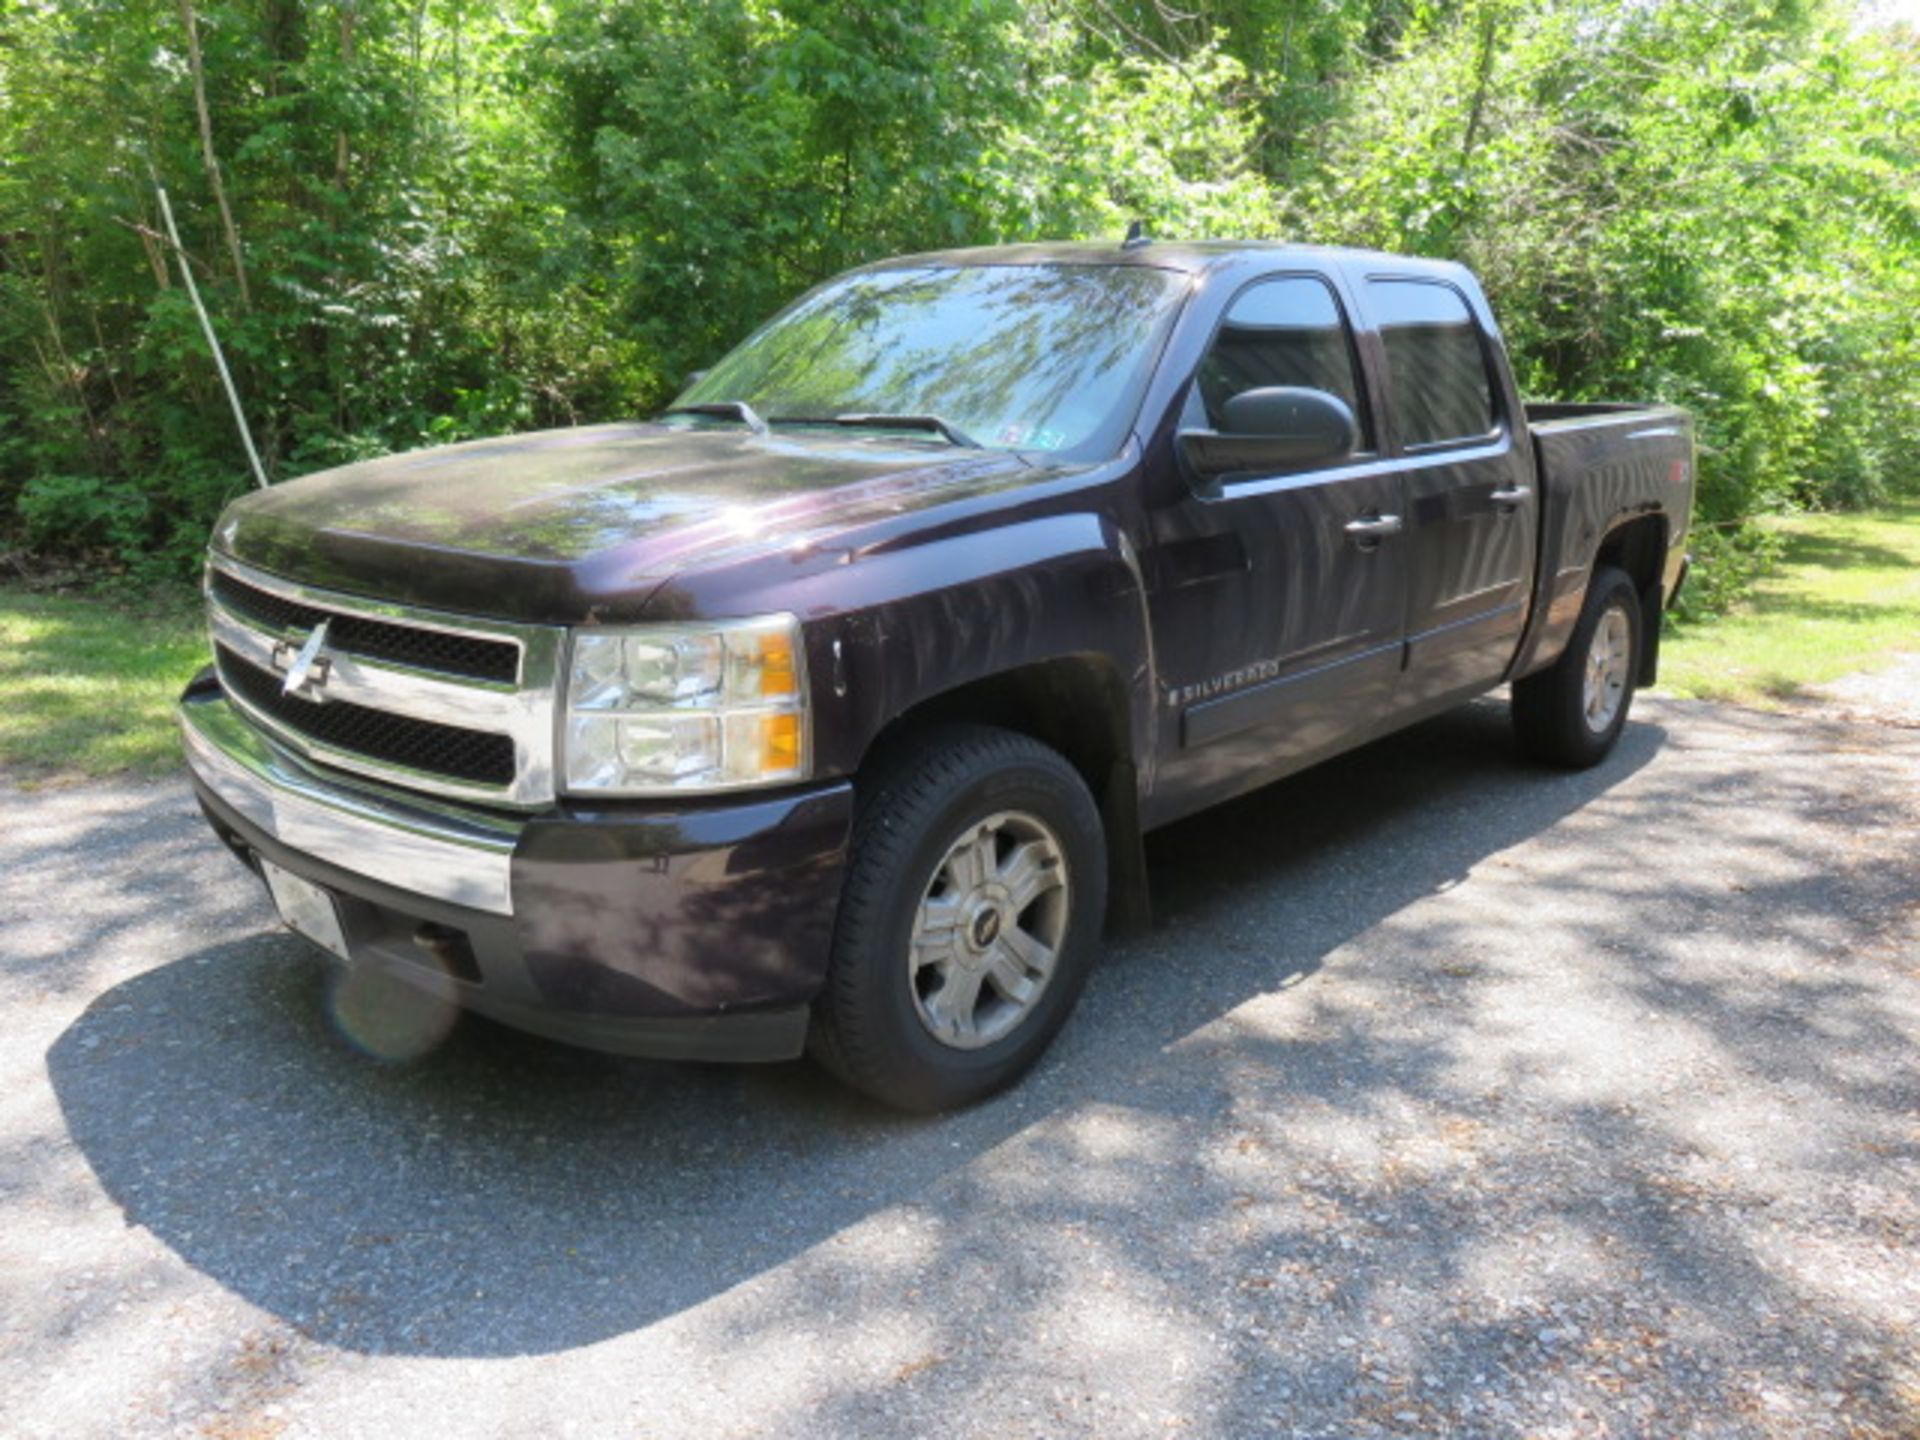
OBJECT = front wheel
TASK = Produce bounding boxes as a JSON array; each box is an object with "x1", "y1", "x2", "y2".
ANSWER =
[
  {"x1": 809, "y1": 725, "x2": 1108, "y2": 1112},
  {"x1": 1512, "y1": 565, "x2": 1644, "y2": 768}
]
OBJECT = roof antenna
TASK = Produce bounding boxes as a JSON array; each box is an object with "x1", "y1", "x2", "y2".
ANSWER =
[{"x1": 1121, "y1": 219, "x2": 1151, "y2": 251}]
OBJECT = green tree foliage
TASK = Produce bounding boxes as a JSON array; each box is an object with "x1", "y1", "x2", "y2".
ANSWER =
[
  {"x1": 1, "y1": 0, "x2": 1914, "y2": 585},
  {"x1": 1, "y1": 0, "x2": 605, "y2": 570},
  {"x1": 1278, "y1": 0, "x2": 1920, "y2": 589}
]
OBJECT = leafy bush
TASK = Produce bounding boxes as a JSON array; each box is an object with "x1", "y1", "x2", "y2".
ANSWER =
[
  {"x1": 1669, "y1": 523, "x2": 1789, "y2": 625},
  {"x1": 1, "y1": 0, "x2": 1915, "y2": 604},
  {"x1": 15, "y1": 475, "x2": 151, "y2": 559}
]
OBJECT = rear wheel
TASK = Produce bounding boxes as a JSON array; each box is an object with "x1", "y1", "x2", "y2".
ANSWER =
[
  {"x1": 810, "y1": 725, "x2": 1107, "y2": 1112},
  {"x1": 1512, "y1": 565, "x2": 1643, "y2": 768}
]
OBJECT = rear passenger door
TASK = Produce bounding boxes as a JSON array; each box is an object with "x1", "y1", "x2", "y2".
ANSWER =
[
  {"x1": 1146, "y1": 272, "x2": 1410, "y2": 819},
  {"x1": 1358, "y1": 277, "x2": 1537, "y2": 707}
]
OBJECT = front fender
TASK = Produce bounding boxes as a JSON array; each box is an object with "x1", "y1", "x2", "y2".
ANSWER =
[
  {"x1": 651, "y1": 511, "x2": 1155, "y2": 783},
  {"x1": 828, "y1": 512, "x2": 1154, "y2": 781}
]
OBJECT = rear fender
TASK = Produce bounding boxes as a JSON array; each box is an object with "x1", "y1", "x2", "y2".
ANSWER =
[{"x1": 1510, "y1": 415, "x2": 1691, "y2": 680}]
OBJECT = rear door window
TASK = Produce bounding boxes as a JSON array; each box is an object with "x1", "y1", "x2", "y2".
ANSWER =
[
  {"x1": 1192, "y1": 276, "x2": 1371, "y2": 455},
  {"x1": 1365, "y1": 279, "x2": 1497, "y2": 447}
]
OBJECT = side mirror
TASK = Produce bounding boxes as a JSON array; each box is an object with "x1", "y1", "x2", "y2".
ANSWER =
[{"x1": 1178, "y1": 386, "x2": 1358, "y2": 486}]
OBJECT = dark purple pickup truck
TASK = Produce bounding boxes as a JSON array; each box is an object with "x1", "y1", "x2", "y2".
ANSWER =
[{"x1": 181, "y1": 240, "x2": 1693, "y2": 1110}]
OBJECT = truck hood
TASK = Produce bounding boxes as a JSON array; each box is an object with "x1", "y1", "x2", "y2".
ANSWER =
[{"x1": 212, "y1": 422, "x2": 1045, "y2": 622}]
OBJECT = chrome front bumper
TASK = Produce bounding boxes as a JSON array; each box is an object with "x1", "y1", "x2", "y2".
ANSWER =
[{"x1": 180, "y1": 690, "x2": 522, "y2": 915}]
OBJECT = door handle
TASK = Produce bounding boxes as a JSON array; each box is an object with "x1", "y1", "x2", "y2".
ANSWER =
[
  {"x1": 1491, "y1": 484, "x2": 1533, "y2": 510},
  {"x1": 1344, "y1": 514, "x2": 1404, "y2": 547}
]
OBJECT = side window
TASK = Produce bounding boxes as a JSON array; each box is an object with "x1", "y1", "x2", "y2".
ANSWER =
[
  {"x1": 1192, "y1": 276, "x2": 1371, "y2": 453},
  {"x1": 1365, "y1": 279, "x2": 1497, "y2": 446}
]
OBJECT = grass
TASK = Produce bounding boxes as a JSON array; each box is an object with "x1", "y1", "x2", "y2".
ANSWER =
[
  {"x1": 1658, "y1": 503, "x2": 1920, "y2": 705},
  {"x1": 0, "y1": 582, "x2": 208, "y2": 781}
]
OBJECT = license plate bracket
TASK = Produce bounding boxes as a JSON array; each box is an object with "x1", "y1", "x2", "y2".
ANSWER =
[{"x1": 261, "y1": 859, "x2": 352, "y2": 961}]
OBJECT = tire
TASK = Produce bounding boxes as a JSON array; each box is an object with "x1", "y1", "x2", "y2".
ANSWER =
[
  {"x1": 809, "y1": 725, "x2": 1108, "y2": 1112},
  {"x1": 1512, "y1": 564, "x2": 1643, "y2": 768}
]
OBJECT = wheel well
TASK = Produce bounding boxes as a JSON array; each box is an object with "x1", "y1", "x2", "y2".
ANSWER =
[
  {"x1": 1594, "y1": 514, "x2": 1669, "y2": 685},
  {"x1": 860, "y1": 656, "x2": 1150, "y2": 934}
]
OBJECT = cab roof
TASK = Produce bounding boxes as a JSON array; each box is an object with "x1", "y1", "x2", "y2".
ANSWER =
[{"x1": 859, "y1": 240, "x2": 1469, "y2": 282}]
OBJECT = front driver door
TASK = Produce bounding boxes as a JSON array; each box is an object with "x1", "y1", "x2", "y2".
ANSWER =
[{"x1": 1146, "y1": 273, "x2": 1410, "y2": 823}]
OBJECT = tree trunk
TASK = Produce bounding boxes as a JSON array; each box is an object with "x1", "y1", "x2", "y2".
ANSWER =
[
  {"x1": 1461, "y1": 5, "x2": 1501, "y2": 167},
  {"x1": 177, "y1": 0, "x2": 252, "y2": 309},
  {"x1": 335, "y1": 1, "x2": 357, "y2": 190}
]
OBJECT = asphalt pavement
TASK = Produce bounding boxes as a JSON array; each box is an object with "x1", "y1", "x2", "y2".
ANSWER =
[{"x1": 2, "y1": 688, "x2": 1916, "y2": 1439}]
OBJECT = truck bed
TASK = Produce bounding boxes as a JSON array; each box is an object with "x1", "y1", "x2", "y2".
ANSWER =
[
  {"x1": 1525, "y1": 401, "x2": 1678, "y2": 427},
  {"x1": 1513, "y1": 400, "x2": 1695, "y2": 681}
]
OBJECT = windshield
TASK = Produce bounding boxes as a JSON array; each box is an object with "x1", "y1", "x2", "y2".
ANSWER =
[{"x1": 673, "y1": 263, "x2": 1188, "y2": 456}]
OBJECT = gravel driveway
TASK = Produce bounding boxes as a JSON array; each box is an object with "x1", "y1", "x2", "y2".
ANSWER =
[{"x1": 3, "y1": 688, "x2": 1916, "y2": 1439}]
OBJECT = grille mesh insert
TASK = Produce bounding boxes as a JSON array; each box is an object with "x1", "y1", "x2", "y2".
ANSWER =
[
  {"x1": 210, "y1": 570, "x2": 519, "y2": 683},
  {"x1": 217, "y1": 645, "x2": 517, "y2": 787}
]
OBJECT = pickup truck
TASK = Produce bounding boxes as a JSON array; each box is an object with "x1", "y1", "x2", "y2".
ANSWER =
[{"x1": 180, "y1": 240, "x2": 1694, "y2": 1110}]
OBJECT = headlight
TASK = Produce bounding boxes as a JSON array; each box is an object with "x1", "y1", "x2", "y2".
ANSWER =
[{"x1": 562, "y1": 615, "x2": 809, "y2": 795}]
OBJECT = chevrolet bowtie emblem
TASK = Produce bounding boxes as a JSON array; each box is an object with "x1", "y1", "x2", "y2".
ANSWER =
[{"x1": 278, "y1": 619, "x2": 333, "y2": 699}]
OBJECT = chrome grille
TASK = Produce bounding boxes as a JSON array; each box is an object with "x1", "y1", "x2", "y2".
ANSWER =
[
  {"x1": 209, "y1": 570, "x2": 520, "y2": 683},
  {"x1": 216, "y1": 644, "x2": 518, "y2": 786},
  {"x1": 205, "y1": 555, "x2": 564, "y2": 807}
]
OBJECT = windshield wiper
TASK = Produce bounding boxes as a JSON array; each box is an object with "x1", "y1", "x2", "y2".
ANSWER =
[
  {"x1": 773, "y1": 412, "x2": 981, "y2": 449},
  {"x1": 663, "y1": 400, "x2": 769, "y2": 435}
]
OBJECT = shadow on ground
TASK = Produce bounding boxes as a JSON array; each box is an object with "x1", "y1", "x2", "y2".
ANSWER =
[
  {"x1": 48, "y1": 702, "x2": 1671, "y2": 1358},
  {"x1": 1768, "y1": 522, "x2": 1914, "y2": 578}
]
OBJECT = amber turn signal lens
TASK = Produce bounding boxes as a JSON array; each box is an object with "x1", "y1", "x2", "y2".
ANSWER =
[
  {"x1": 763, "y1": 711, "x2": 801, "y2": 768},
  {"x1": 758, "y1": 631, "x2": 799, "y2": 698}
]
